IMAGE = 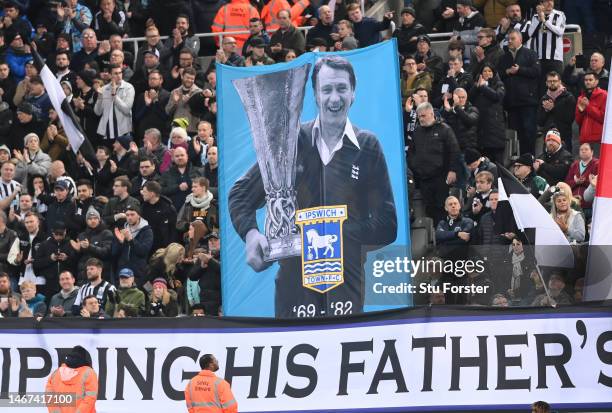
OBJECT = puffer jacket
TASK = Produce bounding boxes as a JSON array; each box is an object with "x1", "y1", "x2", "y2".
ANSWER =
[{"x1": 410, "y1": 120, "x2": 461, "y2": 179}]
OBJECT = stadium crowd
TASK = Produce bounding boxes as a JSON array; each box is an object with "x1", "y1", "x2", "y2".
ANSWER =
[{"x1": 0, "y1": 0, "x2": 609, "y2": 318}]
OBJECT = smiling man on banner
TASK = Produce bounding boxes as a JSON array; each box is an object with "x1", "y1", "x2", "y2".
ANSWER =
[{"x1": 229, "y1": 56, "x2": 397, "y2": 318}]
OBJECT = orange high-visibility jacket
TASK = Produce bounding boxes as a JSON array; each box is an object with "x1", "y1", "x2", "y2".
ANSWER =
[
  {"x1": 211, "y1": 0, "x2": 260, "y2": 49},
  {"x1": 184, "y1": 370, "x2": 238, "y2": 413},
  {"x1": 46, "y1": 364, "x2": 98, "y2": 413},
  {"x1": 261, "y1": 0, "x2": 310, "y2": 30}
]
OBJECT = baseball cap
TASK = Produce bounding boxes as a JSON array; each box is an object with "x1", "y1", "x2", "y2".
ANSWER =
[{"x1": 118, "y1": 268, "x2": 134, "y2": 278}]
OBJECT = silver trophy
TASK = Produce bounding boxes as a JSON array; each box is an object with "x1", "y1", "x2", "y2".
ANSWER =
[{"x1": 232, "y1": 64, "x2": 311, "y2": 261}]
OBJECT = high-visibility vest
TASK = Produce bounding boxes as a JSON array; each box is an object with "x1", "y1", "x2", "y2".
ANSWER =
[
  {"x1": 184, "y1": 370, "x2": 238, "y2": 413},
  {"x1": 211, "y1": 0, "x2": 260, "y2": 49},
  {"x1": 46, "y1": 365, "x2": 98, "y2": 413},
  {"x1": 261, "y1": 0, "x2": 310, "y2": 31}
]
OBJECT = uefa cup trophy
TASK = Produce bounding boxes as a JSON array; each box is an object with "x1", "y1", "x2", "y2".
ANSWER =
[{"x1": 232, "y1": 64, "x2": 311, "y2": 261}]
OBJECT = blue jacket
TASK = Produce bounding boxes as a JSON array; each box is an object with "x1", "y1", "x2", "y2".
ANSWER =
[
  {"x1": 5, "y1": 48, "x2": 32, "y2": 82},
  {"x1": 353, "y1": 17, "x2": 391, "y2": 48}
]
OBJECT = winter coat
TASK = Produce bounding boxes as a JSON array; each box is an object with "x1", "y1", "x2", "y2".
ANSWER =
[
  {"x1": 474, "y1": 0, "x2": 518, "y2": 28},
  {"x1": 536, "y1": 147, "x2": 574, "y2": 186},
  {"x1": 48, "y1": 287, "x2": 80, "y2": 317},
  {"x1": 576, "y1": 87, "x2": 607, "y2": 144},
  {"x1": 32, "y1": 236, "x2": 76, "y2": 293},
  {"x1": 393, "y1": 22, "x2": 427, "y2": 57},
  {"x1": 352, "y1": 16, "x2": 391, "y2": 48},
  {"x1": 102, "y1": 195, "x2": 140, "y2": 229},
  {"x1": 106, "y1": 285, "x2": 146, "y2": 316},
  {"x1": 410, "y1": 120, "x2": 461, "y2": 180},
  {"x1": 40, "y1": 122, "x2": 69, "y2": 161},
  {"x1": 565, "y1": 158, "x2": 599, "y2": 209},
  {"x1": 188, "y1": 258, "x2": 221, "y2": 315},
  {"x1": 269, "y1": 25, "x2": 306, "y2": 56},
  {"x1": 40, "y1": 196, "x2": 80, "y2": 237},
  {"x1": 537, "y1": 89, "x2": 576, "y2": 144},
  {"x1": 146, "y1": 288, "x2": 179, "y2": 317},
  {"x1": 160, "y1": 164, "x2": 204, "y2": 211},
  {"x1": 141, "y1": 195, "x2": 177, "y2": 253},
  {"x1": 93, "y1": 80, "x2": 135, "y2": 139},
  {"x1": 133, "y1": 88, "x2": 171, "y2": 140},
  {"x1": 111, "y1": 219, "x2": 154, "y2": 283},
  {"x1": 75, "y1": 225, "x2": 114, "y2": 283},
  {"x1": 435, "y1": 214, "x2": 475, "y2": 259},
  {"x1": 441, "y1": 103, "x2": 480, "y2": 151},
  {"x1": 498, "y1": 45, "x2": 541, "y2": 108},
  {"x1": 176, "y1": 193, "x2": 217, "y2": 234},
  {"x1": 46, "y1": 365, "x2": 98, "y2": 413},
  {"x1": 469, "y1": 74, "x2": 506, "y2": 149},
  {"x1": 469, "y1": 42, "x2": 505, "y2": 78},
  {"x1": 14, "y1": 150, "x2": 52, "y2": 181}
]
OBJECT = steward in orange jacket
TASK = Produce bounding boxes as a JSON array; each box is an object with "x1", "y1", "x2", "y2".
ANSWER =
[
  {"x1": 46, "y1": 346, "x2": 98, "y2": 413},
  {"x1": 185, "y1": 354, "x2": 238, "y2": 413},
  {"x1": 261, "y1": 0, "x2": 310, "y2": 30},
  {"x1": 211, "y1": 0, "x2": 260, "y2": 50}
]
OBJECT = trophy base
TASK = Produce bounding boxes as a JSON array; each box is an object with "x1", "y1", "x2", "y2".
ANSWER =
[{"x1": 264, "y1": 233, "x2": 302, "y2": 262}]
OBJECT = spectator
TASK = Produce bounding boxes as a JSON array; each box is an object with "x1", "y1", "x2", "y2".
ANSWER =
[
  {"x1": 133, "y1": 83, "x2": 171, "y2": 161},
  {"x1": 203, "y1": 146, "x2": 218, "y2": 191},
  {"x1": 106, "y1": 268, "x2": 145, "y2": 316},
  {"x1": 447, "y1": 38, "x2": 468, "y2": 67},
  {"x1": 495, "y1": 4, "x2": 531, "y2": 48},
  {"x1": 531, "y1": 272, "x2": 573, "y2": 305},
  {"x1": 131, "y1": 156, "x2": 162, "y2": 201},
  {"x1": 245, "y1": 38, "x2": 275, "y2": 66},
  {"x1": 176, "y1": 177, "x2": 215, "y2": 235},
  {"x1": 14, "y1": 133, "x2": 52, "y2": 179},
  {"x1": 394, "y1": 7, "x2": 427, "y2": 57},
  {"x1": 71, "y1": 257, "x2": 117, "y2": 314},
  {"x1": 56, "y1": 0, "x2": 93, "y2": 53},
  {"x1": 48, "y1": 160, "x2": 77, "y2": 198},
  {"x1": 22, "y1": 75, "x2": 51, "y2": 122},
  {"x1": 94, "y1": 64, "x2": 135, "y2": 144},
  {"x1": 0, "y1": 62, "x2": 17, "y2": 107},
  {"x1": 307, "y1": 6, "x2": 335, "y2": 48},
  {"x1": 134, "y1": 25, "x2": 171, "y2": 74},
  {"x1": 131, "y1": 49, "x2": 164, "y2": 95},
  {"x1": 215, "y1": 37, "x2": 245, "y2": 67},
  {"x1": 72, "y1": 180, "x2": 103, "y2": 231},
  {"x1": 537, "y1": 71, "x2": 576, "y2": 151},
  {"x1": 0, "y1": 209, "x2": 19, "y2": 277},
  {"x1": 146, "y1": 277, "x2": 179, "y2": 317},
  {"x1": 565, "y1": 142, "x2": 598, "y2": 211},
  {"x1": 346, "y1": 3, "x2": 393, "y2": 48},
  {"x1": 242, "y1": 18, "x2": 270, "y2": 57},
  {"x1": 465, "y1": 148, "x2": 499, "y2": 189},
  {"x1": 414, "y1": 36, "x2": 444, "y2": 94},
  {"x1": 439, "y1": 56, "x2": 474, "y2": 102},
  {"x1": 501, "y1": 236, "x2": 537, "y2": 301},
  {"x1": 104, "y1": 49, "x2": 133, "y2": 82},
  {"x1": 72, "y1": 69, "x2": 100, "y2": 147},
  {"x1": 433, "y1": 0, "x2": 459, "y2": 33},
  {"x1": 161, "y1": 146, "x2": 203, "y2": 211},
  {"x1": 0, "y1": 161, "x2": 21, "y2": 212},
  {"x1": 211, "y1": 0, "x2": 260, "y2": 51},
  {"x1": 491, "y1": 293, "x2": 509, "y2": 306},
  {"x1": 401, "y1": 55, "x2": 433, "y2": 102},
  {"x1": 165, "y1": 67, "x2": 201, "y2": 136},
  {"x1": 103, "y1": 176, "x2": 140, "y2": 229},
  {"x1": 0, "y1": 271, "x2": 21, "y2": 317},
  {"x1": 474, "y1": 0, "x2": 517, "y2": 28},
  {"x1": 79, "y1": 294, "x2": 109, "y2": 318},
  {"x1": 110, "y1": 133, "x2": 139, "y2": 178},
  {"x1": 332, "y1": 20, "x2": 355, "y2": 52},
  {"x1": 441, "y1": 87, "x2": 479, "y2": 154},
  {"x1": 33, "y1": 221, "x2": 76, "y2": 297},
  {"x1": 538, "y1": 181, "x2": 580, "y2": 213},
  {"x1": 8, "y1": 102, "x2": 46, "y2": 152},
  {"x1": 7, "y1": 193, "x2": 34, "y2": 232},
  {"x1": 469, "y1": 64, "x2": 506, "y2": 162},
  {"x1": 48, "y1": 271, "x2": 79, "y2": 317},
  {"x1": 470, "y1": 27, "x2": 504, "y2": 78},
  {"x1": 511, "y1": 153, "x2": 549, "y2": 198},
  {"x1": 269, "y1": 10, "x2": 306, "y2": 60},
  {"x1": 141, "y1": 180, "x2": 177, "y2": 253},
  {"x1": 3, "y1": 2, "x2": 33, "y2": 40},
  {"x1": 575, "y1": 71, "x2": 607, "y2": 155},
  {"x1": 27, "y1": 174, "x2": 50, "y2": 215},
  {"x1": 531, "y1": 401, "x2": 551, "y2": 413},
  {"x1": 40, "y1": 180, "x2": 80, "y2": 237},
  {"x1": 527, "y1": 0, "x2": 566, "y2": 95},
  {"x1": 189, "y1": 121, "x2": 215, "y2": 167},
  {"x1": 93, "y1": 0, "x2": 129, "y2": 40},
  {"x1": 87, "y1": 146, "x2": 113, "y2": 197},
  {"x1": 15, "y1": 212, "x2": 45, "y2": 286},
  {"x1": 112, "y1": 204, "x2": 153, "y2": 285},
  {"x1": 13, "y1": 60, "x2": 38, "y2": 108},
  {"x1": 403, "y1": 87, "x2": 431, "y2": 147},
  {"x1": 534, "y1": 129, "x2": 573, "y2": 186},
  {"x1": 71, "y1": 206, "x2": 113, "y2": 283},
  {"x1": 190, "y1": 303, "x2": 206, "y2": 316},
  {"x1": 188, "y1": 233, "x2": 221, "y2": 315},
  {"x1": 19, "y1": 280, "x2": 46, "y2": 317},
  {"x1": 5, "y1": 30, "x2": 32, "y2": 83},
  {"x1": 435, "y1": 195, "x2": 474, "y2": 260},
  {"x1": 54, "y1": 50, "x2": 77, "y2": 90},
  {"x1": 498, "y1": 29, "x2": 541, "y2": 155},
  {"x1": 451, "y1": 0, "x2": 486, "y2": 64},
  {"x1": 41, "y1": 108, "x2": 70, "y2": 161},
  {"x1": 410, "y1": 102, "x2": 461, "y2": 223},
  {"x1": 464, "y1": 170, "x2": 495, "y2": 222},
  {"x1": 164, "y1": 14, "x2": 200, "y2": 67},
  {"x1": 69, "y1": 28, "x2": 99, "y2": 72},
  {"x1": 550, "y1": 189, "x2": 585, "y2": 243},
  {"x1": 563, "y1": 52, "x2": 609, "y2": 96}
]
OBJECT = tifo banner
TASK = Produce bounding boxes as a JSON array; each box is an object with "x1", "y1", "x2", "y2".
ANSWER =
[
  {"x1": 217, "y1": 40, "x2": 411, "y2": 318},
  {"x1": 0, "y1": 306, "x2": 610, "y2": 412}
]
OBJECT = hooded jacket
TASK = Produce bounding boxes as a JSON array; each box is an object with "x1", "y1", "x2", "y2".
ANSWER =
[
  {"x1": 576, "y1": 87, "x2": 607, "y2": 144},
  {"x1": 112, "y1": 218, "x2": 153, "y2": 282},
  {"x1": 75, "y1": 224, "x2": 114, "y2": 282},
  {"x1": 46, "y1": 363, "x2": 98, "y2": 413},
  {"x1": 141, "y1": 195, "x2": 177, "y2": 253},
  {"x1": 469, "y1": 72, "x2": 506, "y2": 149}
]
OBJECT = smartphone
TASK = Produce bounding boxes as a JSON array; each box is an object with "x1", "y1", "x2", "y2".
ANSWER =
[
  {"x1": 441, "y1": 84, "x2": 449, "y2": 94},
  {"x1": 575, "y1": 55, "x2": 586, "y2": 69}
]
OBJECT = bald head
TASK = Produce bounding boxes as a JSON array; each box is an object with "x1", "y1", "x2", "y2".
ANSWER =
[{"x1": 319, "y1": 5, "x2": 333, "y2": 24}]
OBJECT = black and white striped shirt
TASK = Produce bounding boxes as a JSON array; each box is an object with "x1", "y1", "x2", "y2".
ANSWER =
[
  {"x1": 495, "y1": 19, "x2": 531, "y2": 48},
  {"x1": 528, "y1": 9, "x2": 566, "y2": 62},
  {"x1": 72, "y1": 280, "x2": 117, "y2": 313},
  {"x1": 0, "y1": 179, "x2": 20, "y2": 201}
]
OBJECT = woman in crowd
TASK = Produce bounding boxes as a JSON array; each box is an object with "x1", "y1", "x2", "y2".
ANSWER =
[
  {"x1": 550, "y1": 191, "x2": 586, "y2": 243},
  {"x1": 40, "y1": 108, "x2": 69, "y2": 161},
  {"x1": 146, "y1": 277, "x2": 179, "y2": 317}
]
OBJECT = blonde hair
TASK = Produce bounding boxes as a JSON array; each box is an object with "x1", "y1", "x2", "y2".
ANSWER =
[
  {"x1": 550, "y1": 182, "x2": 579, "y2": 217},
  {"x1": 151, "y1": 243, "x2": 185, "y2": 275},
  {"x1": 20, "y1": 281, "x2": 36, "y2": 292}
]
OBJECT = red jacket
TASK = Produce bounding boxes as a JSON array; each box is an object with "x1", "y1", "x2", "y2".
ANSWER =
[
  {"x1": 575, "y1": 87, "x2": 607, "y2": 144},
  {"x1": 565, "y1": 157, "x2": 599, "y2": 208}
]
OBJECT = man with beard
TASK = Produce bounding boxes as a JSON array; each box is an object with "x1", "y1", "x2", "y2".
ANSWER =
[
  {"x1": 242, "y1": 17, "x2": 270, "y2": 57},
  {"x1": 72, "y1": 69, "x2": 100, "y2": 147},
  {"x1": 102, "y1": 176, "x2": 140, "y2": 229},
  {"x1": 33, "y1": 221, "x2": 76, "y2": 297},
  {"x1": 165, "y1": 67, "x2": 201, "y2": 135},
  {"x1": 576, "y1": 71, "x2": 607, "y2": 155},
  {"x1": 537, "y1": 71, "x2": 576, "y2": 151},
  {"x1": 111, "y1": 205, "x2": 153, "y2": 286},
  {"x1": 534, "y1": 129, "x2": 573, "y2": 186},
  {"x1": 165, "y1": 14, "x2": 200, "y2": 68},
  {"x1": 71, "y1": 207, "x2": 113, "y2": 283},
  {"x1": 141, "y1": 180, "x2": 177, "y2": 253},
  {"x1": 131, "y1": 49, "x2": 163, "y2": 95},
  {"x1": 495, "y1": 3, "x2": 531, "y2": 48},
  {"x1": 203, "y1": 146, "x2": 218, "y2": 190},
  {"x1": 133, "y1": 70, "x2": 170, "y2": 139},
  {"x1": 54, "y1": 50, "x2": 77, "y2": 90},
  {"x1": 15, "y1": 212, "x2": 45, "y2": 290},
  {"x1": 72, "y1": 180, "x2": 104, "y2": 232},
  {"x1": 131, "y1": 155, "x2": 162, "y2": 202},
  {"x1": 72, "y1": 257, "x2": 117, "y2": 314},
  {"x1": 0, "y1": 272, "x2": 21, "y2": 317}
]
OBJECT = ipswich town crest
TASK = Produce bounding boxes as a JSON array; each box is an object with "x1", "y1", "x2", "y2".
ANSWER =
[{"x1": 295, "y1": 205, "x2": 347, "y2": 293}]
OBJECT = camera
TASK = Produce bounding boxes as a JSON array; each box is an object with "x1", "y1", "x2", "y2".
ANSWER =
[{"x1": 550, "y1": 186, "x2": 560, "y2": 193}]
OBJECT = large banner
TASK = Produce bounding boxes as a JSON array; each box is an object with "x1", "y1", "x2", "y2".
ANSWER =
[
  {"x1": 217, "y1": 40, "x2": 411, "y2": 318},
  {"x1": 0, "y1": 306, "x2": 610, "y2": 412}
]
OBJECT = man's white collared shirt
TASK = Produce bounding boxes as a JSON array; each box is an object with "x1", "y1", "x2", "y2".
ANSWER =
[{"x1": 311, "y1": 117, "x2": 360, "y2": 166}]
